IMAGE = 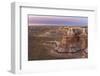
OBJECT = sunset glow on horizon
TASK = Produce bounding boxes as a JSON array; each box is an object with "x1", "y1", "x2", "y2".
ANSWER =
[{"x1": 28, "y1": 15, "x2": 88, "y2": 26}]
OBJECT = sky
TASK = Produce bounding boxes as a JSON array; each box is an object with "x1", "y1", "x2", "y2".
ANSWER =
[{"x1": 28, "y1": 15, "x2": 88, "y2": 26}]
